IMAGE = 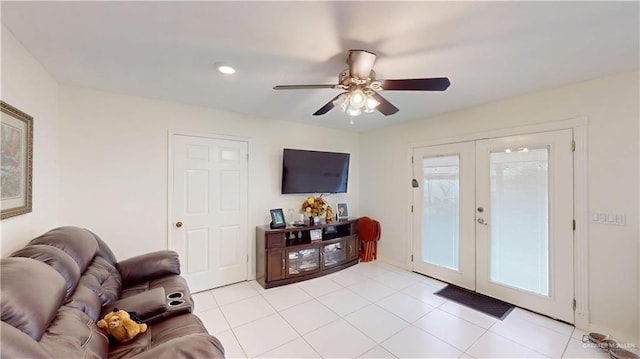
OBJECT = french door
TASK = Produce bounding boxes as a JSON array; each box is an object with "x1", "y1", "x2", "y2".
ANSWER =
[{"x1": 411, "y1": 129, "x2": 574, "y2": 323}]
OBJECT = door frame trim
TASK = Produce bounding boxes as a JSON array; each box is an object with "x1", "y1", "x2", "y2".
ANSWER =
[
  {"x1": 167, "y1": 129, "x2": 252, "y2": 284},
  {"x1": 407, "y1": 117, "x2": 588, "y2": 328}
]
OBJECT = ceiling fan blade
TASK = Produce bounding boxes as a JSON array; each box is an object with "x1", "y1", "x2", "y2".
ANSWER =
[
  {"x1": 348, "y1": 50, "x2": 377, "y2": 80},
  {"x1": 371, "y1": 92, "x2": 399, "y2": 116},
  {"x1": 312, "y1": 93, "x2": 344, "y2": 116},
  {"x1": 273, "y1": 84, "x2": 338, "y2": 90},
  {"x1": 380, "y1": 77, "x2": 451, "y2": 91}
]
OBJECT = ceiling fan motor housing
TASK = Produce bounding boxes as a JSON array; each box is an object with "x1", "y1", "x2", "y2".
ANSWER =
[{"x1": 338, "y1": 68, "x2": 381, "y2": 91}]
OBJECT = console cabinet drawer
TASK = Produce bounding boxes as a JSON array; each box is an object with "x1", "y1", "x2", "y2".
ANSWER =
[{"x1": 266, "y1": 233, "x2": 285, "y2": 248}]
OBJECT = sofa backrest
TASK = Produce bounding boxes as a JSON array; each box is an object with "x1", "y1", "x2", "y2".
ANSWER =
[
  {"x1": 1, "y1": 227, "x2": 119, "y2": 358},
  {"x1": 1, "y1": 257, "x2": 67, "y2": 341},
  {"x1": 1, "y1": 257, "x2": 109, "y2": 359},
  {"x1": 29, "y1": 226, "x2": 101, "y2": 272},
  {"x1": 88, "y1": 229, "x2": 118, "y2": 265},
  {"x1": 11, "y1": 244, "x2": 81, "y2": 301},
  {"x1": 9, "y1": 226, "x2": 123, "y2": 320}
]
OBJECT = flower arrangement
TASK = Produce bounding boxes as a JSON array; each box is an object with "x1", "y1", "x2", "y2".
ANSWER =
[{"x1": 302, "y1": 195, "x2": 327, "y2": 218}]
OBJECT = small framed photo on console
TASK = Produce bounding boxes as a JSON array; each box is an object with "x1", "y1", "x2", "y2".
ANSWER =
[
  {"x1": 270, "y1": 208, "x2": 286, "y2": 229},
  {"x1": 310, "y1": 229, "x2": 322, "y2": 241},
  {"x1": 337, "y1": 203, "x2": 349, "y2": 219}
]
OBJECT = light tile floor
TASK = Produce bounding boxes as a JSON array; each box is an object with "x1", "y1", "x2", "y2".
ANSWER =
[{"x1": 192, "y1": 261, "x2": 626, "y2": 358}]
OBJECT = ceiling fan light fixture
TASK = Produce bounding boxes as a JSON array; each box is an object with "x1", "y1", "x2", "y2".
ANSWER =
[
  {"x1": 349, "y1": 89, "x2": 366, "y2": 108},
  {"x1": 364, "y1": 94, "x2": 379, "y2": 112},
  {"x1": 347, "y1": 107, "x2": 362, "y2": 116}
]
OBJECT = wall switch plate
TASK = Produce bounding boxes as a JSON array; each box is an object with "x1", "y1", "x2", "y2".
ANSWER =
[{"x1": 591, "y1": 212, "x2": 626, "y2": 226}]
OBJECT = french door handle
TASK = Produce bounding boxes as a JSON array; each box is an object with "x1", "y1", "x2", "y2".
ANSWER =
[{"x1": 477, "y1": 218, "x2": 488, "y2": 225}]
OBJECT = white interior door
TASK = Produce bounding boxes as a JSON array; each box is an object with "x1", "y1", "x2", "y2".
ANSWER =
[
  {"x1": 412, "y1": 129, "x2": 574, "y2": 323},
  {"x1": 171, "y1": 134, "x2": 248, "y2": 293}
]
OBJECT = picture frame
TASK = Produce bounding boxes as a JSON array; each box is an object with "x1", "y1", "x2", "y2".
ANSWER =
[
  {"x1": 310, "y1": 229, "x2": 322, "y2": 241},
  {"x1": 337, "y1": 203, "x2": 349, "y2": 219},
  {"x1": 1, "y1": 101, "x2": 33, "y2": 220},
  {"x1": 269, "y1": 208, "x2": 286, "y2": 229}
]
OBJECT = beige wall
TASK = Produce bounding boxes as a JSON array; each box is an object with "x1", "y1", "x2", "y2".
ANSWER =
[
  {"x1": 0, "y1": 26, "x2": 60, "y2": 255},
  {"x1": 359, "y1": 71, "x2": 639, "y2": 344},
  {"x1": 2, "y1": 24, "x2": 360, "y2": 280},
  {"x1": 57, "y1": 86, "x2": 360, "y2": 268}
]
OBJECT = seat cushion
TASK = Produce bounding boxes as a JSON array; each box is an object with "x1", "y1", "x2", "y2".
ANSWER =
[
  {"x1": 0, "y1": 322, "x2": 54, "y2": 359},
  {"x1": 106, "y1": 313, "x2": 221, "y2": 359},
  {"x1": 39, "y1": 306, "x2": 108, "y2": 359}
]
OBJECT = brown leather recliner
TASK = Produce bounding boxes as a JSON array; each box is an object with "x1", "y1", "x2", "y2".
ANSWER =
[{"x1": 1, "y1": 226, "x2": 225, "y2": 359}]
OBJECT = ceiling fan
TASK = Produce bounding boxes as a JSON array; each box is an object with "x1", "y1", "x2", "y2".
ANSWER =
[{"x1": 273, "y1": 50, "x2": 450, "y2": 117}]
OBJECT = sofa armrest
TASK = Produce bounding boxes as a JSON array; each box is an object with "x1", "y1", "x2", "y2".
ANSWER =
[
  {"x1": 101, "y1": 287, "x2": 166, "y2": 321},
  {"x1": 116, "y1": 251, "x2": 180, "y2": 286}
]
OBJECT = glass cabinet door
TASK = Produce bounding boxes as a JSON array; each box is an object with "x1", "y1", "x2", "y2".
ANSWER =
[
  {"x1": 323, "y1": 241, "x2": 347, "y2": 267},
  {"x1": 288, "y1": 247, "x2": 319, "y2": 275}
]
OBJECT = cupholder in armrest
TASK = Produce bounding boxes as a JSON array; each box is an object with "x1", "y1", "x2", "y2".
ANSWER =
[
  {"x1": 168, "y1": 300, "x2": 185, "y2": 307},
  {"x1": 167, "y1": 291, "x2": 184, "y2": 299}
]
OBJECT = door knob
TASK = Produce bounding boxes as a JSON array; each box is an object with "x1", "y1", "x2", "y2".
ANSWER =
[
  {"x1": 477, "y1": 218, "x2": 488, "y2": 225},
  {"x1": 175, "y1": 221, "x2": 183, "y2": 228}
]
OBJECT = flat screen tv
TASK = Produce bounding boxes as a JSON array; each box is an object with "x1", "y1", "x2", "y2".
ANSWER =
[{"x1": 281, "y1": 149, "x2": 350, "y2": 194}]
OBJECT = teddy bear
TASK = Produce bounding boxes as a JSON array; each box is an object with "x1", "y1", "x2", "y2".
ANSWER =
[{"x1": 97, "y1": 308, "x2": 147, "y2": 343}]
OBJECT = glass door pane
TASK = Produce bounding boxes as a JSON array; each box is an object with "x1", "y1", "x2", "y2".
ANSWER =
[
  {"x1": 422, "y1": 155, "x2": 460, "y2": 270},
  {"x1": 489, "y1": 147, "x2": 549, "y2": 296},
  {"x1": 323, "y1": 241, "x2": 346, "y2": 267},
  {"x1": 288, "y1": 247, "x2": 319, "y2": 275},
  {"x1": 412, "y1": 141, "x2": 475, "y2": 290}
]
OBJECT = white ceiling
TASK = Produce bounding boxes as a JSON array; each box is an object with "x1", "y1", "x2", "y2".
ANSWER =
[{"x1": 2, "y1": 1, "x2": 638, "y2": 132}]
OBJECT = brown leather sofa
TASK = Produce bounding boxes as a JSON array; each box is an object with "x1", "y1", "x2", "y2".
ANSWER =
[{"x1": 1, "y1": 226, "x2": 225, "y2": 358}]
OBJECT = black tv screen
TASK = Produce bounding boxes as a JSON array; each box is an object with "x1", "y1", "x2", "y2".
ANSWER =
[{"x1": 281, "y1": 149, "x2": 350, "y2": 194}]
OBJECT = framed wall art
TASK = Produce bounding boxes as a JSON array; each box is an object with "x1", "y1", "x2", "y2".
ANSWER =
[{"x1": 1, "y1": 101, "x2": 33, "y2": 220}]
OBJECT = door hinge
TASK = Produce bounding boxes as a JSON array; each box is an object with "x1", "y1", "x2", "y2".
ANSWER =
[
  {"x1": 573, "y1": 298, "x2": 577, "y2": 310},
  {"x1": 411, "y1": 205, "x2": 414, "y2": 213},
  {"x1": 411, "y1": 156, "x2": 414, "y2": 164},
  {"x1": 411, "y1": 254, "x2": 414, "y2": 262},
  {"x1": 572, "y1": 220, "x2": 576, "y2": 231},
  {"x1": 247, "y1": 255, "x2": 249, "y2": 263},
  {"x1": 571, "y1": 140, "x2": 576, "y2": 152}
]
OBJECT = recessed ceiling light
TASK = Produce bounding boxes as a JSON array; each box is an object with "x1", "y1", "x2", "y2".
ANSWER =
[{"x1": 216, "y1": 63, "x2": 236, "y2": 75}]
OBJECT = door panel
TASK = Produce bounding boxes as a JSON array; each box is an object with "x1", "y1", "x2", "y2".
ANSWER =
[
  {"x1": 412, "y1": 142, "x2": 476, "y2": 290},
  {"x1": 172, "y1": 134, "x2": 248, "y2": 292},
  {"x1": 475, "y1": 129, "x2": 574, "y2": 322}
]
